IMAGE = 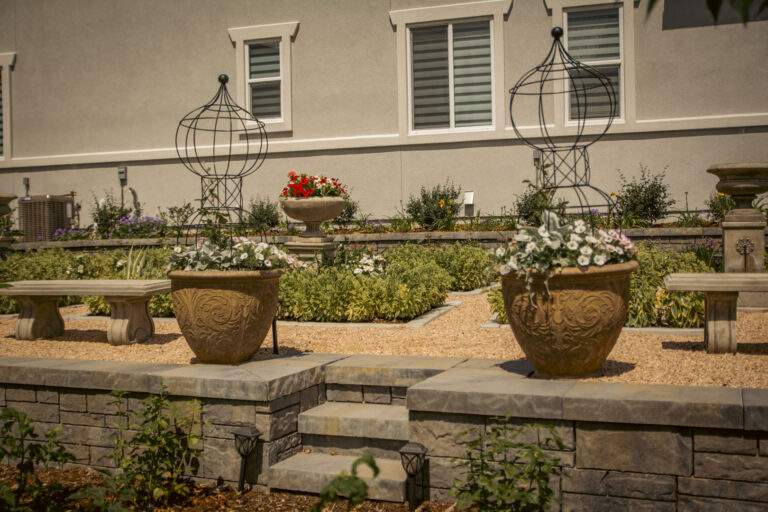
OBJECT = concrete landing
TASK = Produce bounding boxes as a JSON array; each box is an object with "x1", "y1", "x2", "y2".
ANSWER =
[{"x1": 299, "y1": 402, "x2": 409, "y2": 441}]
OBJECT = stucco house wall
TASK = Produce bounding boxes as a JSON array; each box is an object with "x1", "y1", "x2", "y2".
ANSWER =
[{"x1": 0, "y1": 0, "x2": 766, "y2": 224}]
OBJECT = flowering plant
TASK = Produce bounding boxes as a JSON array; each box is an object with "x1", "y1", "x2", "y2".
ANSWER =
[
  {"x1": 53, "y1": 226, "x2": 94, "y2": 241},
  {"x1": 352, "y1": 253, "x2": 386, "y2": 276},
  {"x1": 113, "y1": 215, "x2": 166, "y2": 239},
  {"x1": 495, "y1": 212, "x2": 636, "y2": 292},
  {"x1": 280, "y1": 170, "x2": 348, "y2": 199},
  {"x1": 168, "y1": 237, "x2": 297, "y2": 271}
]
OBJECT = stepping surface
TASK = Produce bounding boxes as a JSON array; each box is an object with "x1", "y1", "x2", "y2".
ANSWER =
[
  {"x1": 299, "y1": 402, "x2": 409, "y2": 441},
  {"x1": 326, "y1": 354, "x2": 466, "y2": 387},
  {"x1": 268, "y1": 452, "x2": 406, "y2": 502}
]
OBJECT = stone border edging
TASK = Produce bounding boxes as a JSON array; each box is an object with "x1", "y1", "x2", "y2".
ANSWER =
[{"x1": 0, "y1": 354, "x2": 765, "y2": 431}]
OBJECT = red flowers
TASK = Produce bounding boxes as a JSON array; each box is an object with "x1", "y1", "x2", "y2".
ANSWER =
[{"x1": 280, "y1": 171, "x2": 348, "y2": 198}]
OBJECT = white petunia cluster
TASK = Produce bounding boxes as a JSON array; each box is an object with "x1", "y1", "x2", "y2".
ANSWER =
[
  {"x1": 495, "y1": 212, "x2": 636, "y2": 290},
  {"x1": 352, "y1": 253, "x2": 386, "y2": 276},
  {"x1": 169, "y1": 237, "x2": 298, "y2": 271}
]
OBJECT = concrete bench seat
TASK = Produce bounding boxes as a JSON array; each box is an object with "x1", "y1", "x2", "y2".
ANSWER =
[
  {"x1": 664, "y1": 273, "x2": 768, "y2": 353},
  {"x1": 0, "y1": 279, "x2": 171, "y2": 345}
]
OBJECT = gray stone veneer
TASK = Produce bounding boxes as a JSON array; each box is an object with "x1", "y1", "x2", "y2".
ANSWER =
[{"x1": 0, "y1": 354, "x2": 767, "y2": 510}]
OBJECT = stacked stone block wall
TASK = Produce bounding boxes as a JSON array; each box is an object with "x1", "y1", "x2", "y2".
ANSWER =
[
  {"x1": 409, "y1": 411, "x2": 768, "y2": 510},
  {"x1": 0, "y1": 382, "x2": 325, "y2": 485},
  {"x1": 326, "y1": 383, "x2": 407, "y2": 406}
]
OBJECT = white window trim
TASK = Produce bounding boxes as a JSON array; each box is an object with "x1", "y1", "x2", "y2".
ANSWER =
[
  {"x1": 548, "y1": 0, "x2": 637, "y2": 131},
  {"x1": 390, "y1": 0, "x2": 511, "y2": 139},
  {"x1": 228, "y1": 22, "x2": 299, "y2": 133},
  {"x1": 0, "y1": 52, "x2": 16, "y2": 161}
]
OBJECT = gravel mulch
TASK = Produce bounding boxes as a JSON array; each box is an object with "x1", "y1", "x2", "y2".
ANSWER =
[
  {"x1": 0, "y1": 465, "x2": 452, "y2": 511},
  {"x1": 0, "y1": 293, "x2": 767, "y2": 388}
]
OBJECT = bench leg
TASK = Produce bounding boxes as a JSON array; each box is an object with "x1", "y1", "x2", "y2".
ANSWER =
[
  {"x1": 704, "y1": 292, "x2": 738, "y2": 354},
  {"x1": 15, "y1": 296, "x2": 64, "y2": 340},
  {"x1": 106, "y1": 297, "x2": 154, "y2": 345}
]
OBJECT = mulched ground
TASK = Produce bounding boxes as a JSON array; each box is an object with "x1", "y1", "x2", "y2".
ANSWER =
[
  {"x1": 1, "y1": 292, "x2": 767, "y2": 388},
  {"x1": 0, "y1": 465, "x2": 453, "y2": 511}
]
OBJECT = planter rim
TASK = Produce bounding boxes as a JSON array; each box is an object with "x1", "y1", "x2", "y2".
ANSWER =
[
  {"x1": 501, "y1": 259, "x2": 638, "y2": 280},
  {"x1": 168, "y1": 269, "x2": 284, "y2": 280},
  {"x1": 280, "y1": 196, "x2": 347, "y2": 201}
]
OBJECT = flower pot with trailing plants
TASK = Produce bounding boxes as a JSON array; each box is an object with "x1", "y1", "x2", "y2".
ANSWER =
[
  {"x1": 168, "y1": 238, "x2": 296, "y2": 365},
  {"x1": 279, "y1": 170, "x2": 348, "y2": 237},
  {"x1": 496, "y1": 212, "x2": 638, "y2": 377}
]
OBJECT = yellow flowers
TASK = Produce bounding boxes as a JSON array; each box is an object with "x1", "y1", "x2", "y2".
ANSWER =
[{"x1": 438, "y1": 199, "x2": 446, "y2": 209}]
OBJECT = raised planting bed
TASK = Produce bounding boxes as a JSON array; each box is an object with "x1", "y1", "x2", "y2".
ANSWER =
[{"x1": 0, "y1": 354, "x2": 766, "y2": 510}]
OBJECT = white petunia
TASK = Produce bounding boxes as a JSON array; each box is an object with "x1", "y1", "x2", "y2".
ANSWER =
[
  {"x1": 577, "y1": 255, "x2": 591, "y2": 267},
  {"x1": 547, "y1": 239, "x2": 561, "y2": 250},
  {"x1": 525, "y1": 242, "x2": 538, "y2": 254},
  {"x1": 585, "y1": 235, "x2": 598, "y2": 244},
  {"x1": 574, "y1": 224, "x2": 586, "y2": 234},
  {"x1": 500, "y1": 264, "x2": 512, "y2": 275},
  {"x1": 569, "y1": 234, "x2": 582, "y2": 243},
  {"x1": 579, "y1": 246, "x2": 593, "y2": 256},
  {"x1": 593, "y1": 254, "x2": 607, "y2": 266},
  {"x1": 566, "y1": 240, "x2": 579, "y2": 251}
]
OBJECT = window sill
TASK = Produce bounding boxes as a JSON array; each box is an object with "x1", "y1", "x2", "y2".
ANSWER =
[{"x1": 245, "y1": 119, "x2": 292, "y2": 133}]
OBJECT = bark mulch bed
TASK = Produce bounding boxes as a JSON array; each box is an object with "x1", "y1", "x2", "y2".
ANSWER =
[{"x1": 0, "y1": 465, "x2": 452, "y2": 511}]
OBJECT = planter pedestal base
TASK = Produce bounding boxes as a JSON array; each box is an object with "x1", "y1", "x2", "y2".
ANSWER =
[{"x1": 285, "y1": 236, "x2": 337, "y2": 262}]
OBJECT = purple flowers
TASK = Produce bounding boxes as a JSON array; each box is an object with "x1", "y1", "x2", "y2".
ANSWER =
[
  {"x1": 52, "y1": 227, "x2": 93, "y2": 241},
  {"x1": 113, "y1": 215, "x2": 167, "y2": 238}
]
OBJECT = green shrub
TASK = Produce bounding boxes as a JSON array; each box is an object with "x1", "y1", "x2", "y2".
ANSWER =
[
  {"x1": 487, "y1": 287, "x2": 507, "y2": 324},
  {"x1": 159, "y1": 201, "x2": 196, "y2": 239},
  {"x1": 614, "y1": 165, "x2": 675, "y2": 228},
  {"x1": 628, "y1": 243, "x2": 712, "y2": 328},
  {"x1": 489, "y1": 243, "x2": 712, "y2": 328},
  {"x1": 278, "y1": 256, "x2": 450, "y2": 322},
  {"x1": 248, "y1": 197, "x2": 281, "y2": 235},
  {"x1": 452, "y1": 419, "x2": 563, "y2": 512},
  {"x1": 71, "y1": 390, "x2": 201, "y2": 510},
  {"x1": 705, "y1": 192, "x2": 735, "y2": 223},
  {"x1": 333, "y1": 199, "x2": 360, "y2": 227},
  {"x1": 512, "y1": 183, "x2": 567, "y2": 226},
  {"x1": 0, "y1": 408, "x2": 74, "y2": 511},
  {"x1": 0, "y1": 249, "x2": 84, "y2": 313},
  {"x1": 92, "y1": 193, "x2": 132, "y2": 239},
  {"x1": 406, "y1": 182, "x2": 462, "y2": 230},
  {"x1": 386, "y1": 243, "x2": 495, "y2": 292}
]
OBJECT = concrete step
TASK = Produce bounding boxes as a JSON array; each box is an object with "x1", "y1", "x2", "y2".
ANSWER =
[
  {"x1": 325, "y1": 354, "x2": 465, "y2": 387},
  {"x1": 267, "y1": 452, "x2": 407, "y2": 502},
  {"x1": 299, "y1": 402, "x2": 409, "y2": 441}
]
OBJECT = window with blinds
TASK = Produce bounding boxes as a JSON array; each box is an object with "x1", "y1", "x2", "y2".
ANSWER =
[
  {"x1": 566, "y1": 7, "x2": 621, "y2": 120},
  {"x1": 248, "y1": 41, "x2": 281, "y2": 120},
  {"x1": 410, "y1": 20, "x2": 492, "y2": 131}
]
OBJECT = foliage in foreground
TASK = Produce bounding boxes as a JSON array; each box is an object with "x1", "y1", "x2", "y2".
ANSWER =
[
  {"x1": 0, "y1": 408, "x2": 74, "y2": 511},
  {"x1": 452, "y1": 420, "x2": 563, "y2": 512},
  {"x1": 71, "y1": 390, "x2": 202, "y2": 510},
  {"x1": 488, "y1": 243, "x2": 714, "y2": 328},
  {"x1": 386, "y1": 243, "x2": 495, "y2": 292},
  {"x1": 311, "y1": 454, "x2": 379, "y2": 512},
  {"x1": 613, "y1": 166, "x2": 675, "y2": 228}
]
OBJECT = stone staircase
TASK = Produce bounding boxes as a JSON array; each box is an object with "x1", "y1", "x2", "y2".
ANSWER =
[{"x1": 267, "y1": 355, "x2": 465, "y2": 502}]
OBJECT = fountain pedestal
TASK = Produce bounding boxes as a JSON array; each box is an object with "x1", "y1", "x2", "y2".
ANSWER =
[{"x1": 708, "y1": 163, "x2": 768, "y2": 307}]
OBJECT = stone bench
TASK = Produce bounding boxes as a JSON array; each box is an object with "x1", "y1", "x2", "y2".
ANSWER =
[
  {"x1": 0, "y1": 280, "x2": 171, "y2": 345},
  {"x1": 664, "y1": 273, "x2": 768, "y2": 354}
]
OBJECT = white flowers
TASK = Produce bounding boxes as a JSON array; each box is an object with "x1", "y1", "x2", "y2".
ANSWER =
[
  {"x1": 352, "y1": 253, "x2": 386, "y2": 275},
  {"x1": 494, "y1": 211, "x2": 636, "y2": 292},
  {"x1": 168, "y1": 238, "x2": 298, "y2": 271}
]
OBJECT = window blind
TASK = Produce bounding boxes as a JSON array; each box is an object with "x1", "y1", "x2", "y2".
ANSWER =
[
  {"x1": 249, "y1": 42, "x2": 281, "y2": 119},
  {"x1": 567, "y1": 7, "x2": 620, "y2": 119},
  {"x1": 567, "y1": 8, "x2": 620, "y2": 62},
  {"x1": 569, "y1": 65, "x2": 619, "y2": 120},
  {"x1": 249, "y1": 42, "x2": 280, "y2": 79},
  {"x1": 453, "y1": 21, "x2": 492, "y2": 127},
  {"x1": 411, "y1": 25, "x2": 450, "y2": 130}
]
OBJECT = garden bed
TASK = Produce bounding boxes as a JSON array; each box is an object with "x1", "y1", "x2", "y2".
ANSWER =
[{"x1": 1, "y1": 293, "x2": 767, "y2": 388}]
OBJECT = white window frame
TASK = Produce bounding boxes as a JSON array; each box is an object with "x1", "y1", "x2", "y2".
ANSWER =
[
  {"x1": 0, "y1": 53, "x2": 16, "y2": 161},
  {"x1": 563, "y1": 4, "x2": 624, "y2": 125},
  {"x1": 228, "y1": 22, "x2": 299, "y2": 133},
  {"x1": 548, "y1": 0, "x2": 637, "y2": 129},
  {"x1": 407, "y1": 18, "x2": 494, "y2": 134},
  {"x1": 390, "y1": 0, "x2": 511, "y2": 139}
]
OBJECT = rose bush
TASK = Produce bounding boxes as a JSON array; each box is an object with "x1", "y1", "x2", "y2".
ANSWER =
[{"x1": 280, "y1": 170, "x2": 348, "y2": 198}]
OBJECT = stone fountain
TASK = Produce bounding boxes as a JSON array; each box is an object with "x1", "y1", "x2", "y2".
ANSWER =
[{"x1": 707, "y1": 163, "x2": 768, "y2": 307}]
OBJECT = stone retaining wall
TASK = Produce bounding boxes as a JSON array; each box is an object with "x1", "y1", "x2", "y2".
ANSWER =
[
  {"x1": 408, "y1": 364, "x2": 768, "y2": 510},
  {"x1": 7, "y1": 226, "x2": 750, "y2": 253},
  {"x1": 1, "y1": 355, "x2": 767, "y2": 510},
  {"x1": 0, "y1": 355, "x2": 340, "y2": 485}
]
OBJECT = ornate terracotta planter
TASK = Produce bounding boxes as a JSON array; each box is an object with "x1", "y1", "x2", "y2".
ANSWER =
[
  {"x1": 501, "y1": 260, "x2": 638, "y2": 377},
  {"x1": 169, "y1": 269, "x2": 282, "y2": 365},
  {"x1": 280, "y1": 197, "x2": 346, "y2": 237}
]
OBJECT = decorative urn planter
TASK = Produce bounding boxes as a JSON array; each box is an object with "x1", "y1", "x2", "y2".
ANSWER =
[
  {"x1": 280, "y1": 197, "x2": 345, "y2": 237},
  {"x1": 501, "y1": 260, "x2": 638, "y2": 377},
  {"x1": 169, "y1": 269, "x2": 282, "y2": 364}
]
